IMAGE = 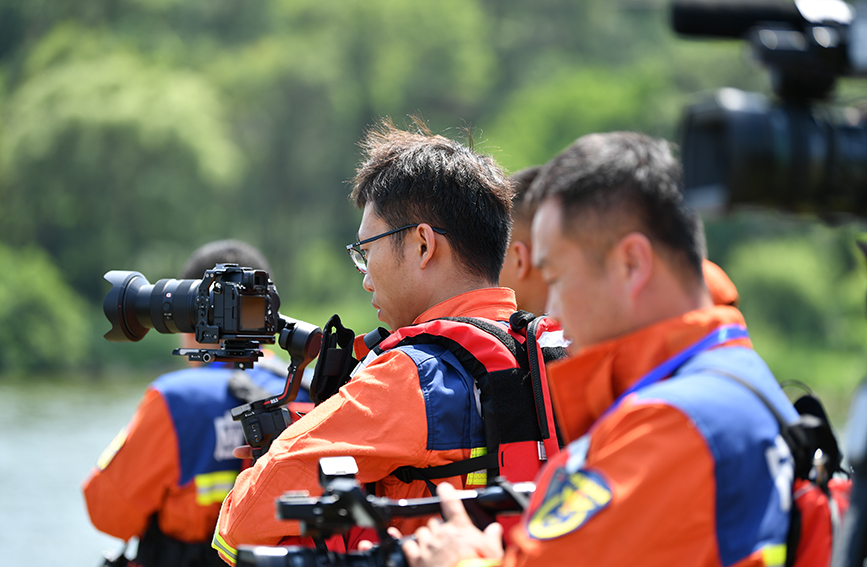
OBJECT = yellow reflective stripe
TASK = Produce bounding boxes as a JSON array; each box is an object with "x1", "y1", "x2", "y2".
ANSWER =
[
  {"x1": 195, "y1": 471, "x2": 238, "y2": 506},
  {"x1": 212, "y1": 530, "x2": 237, "y2": 566},
  {"x1": 762, "y1": 544, "x2": 787, "y2": 567},
  {"x1": 466, "y1": 447, "x2": 488, "y2": 487},
  {"x1": 96, "y1": 427, "x2": 128, "y2": 470}
]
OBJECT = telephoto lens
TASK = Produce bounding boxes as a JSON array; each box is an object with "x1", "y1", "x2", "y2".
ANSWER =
[{"x1": 103, "y1": 270, "x2": 200, "y2": 342}]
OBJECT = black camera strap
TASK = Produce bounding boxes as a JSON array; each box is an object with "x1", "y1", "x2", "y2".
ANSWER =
[
  {"x1": 309, "y1": 315, "x2": 389, "y2": 406},
  {"x1": 309, "y1": 314, "x2": 357, "y2": 405}
]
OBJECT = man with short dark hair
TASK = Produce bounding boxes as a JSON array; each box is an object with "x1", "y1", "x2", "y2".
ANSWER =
[
  {"x1": 499, "y1": 166, "x2": 549, "y2": 316},
  {"x1": 214, "y1": 119, "x2": 527, "y2": 563},
  {"x1": 399, "y1": 132, "x2": 798, "y2": 567},
  {"x1": 83, "y1": 239, "x2": 294, "y2": 567}
]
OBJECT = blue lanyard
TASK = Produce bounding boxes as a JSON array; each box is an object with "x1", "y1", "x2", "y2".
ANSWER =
[
  {"x1": 564, "y1": 323, "x2": 750, "y2": 474},
  {"x1": 608, "y1": 323, "x2": 750, "y2": 411}
]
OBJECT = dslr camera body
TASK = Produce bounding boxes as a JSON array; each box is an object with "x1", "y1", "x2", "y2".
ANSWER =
[{"x1": 103, "y1": 263, "x2": 284, "y2": 367}]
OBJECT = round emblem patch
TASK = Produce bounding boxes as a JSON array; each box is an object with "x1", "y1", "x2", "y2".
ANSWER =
[{"x1": 527, "y1": 468, "x2": 612, "y2": 540}]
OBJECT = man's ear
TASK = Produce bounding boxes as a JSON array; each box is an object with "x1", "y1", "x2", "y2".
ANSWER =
[
  {"x1": 513, "y1": 240, "x2": 533, "y2": 280},
  {"x1": 415, "y1": 223, "x2": 440, "y2": 269},
  {"x1": 612, "y1": 232, "x2": 653, "y2": 300}
]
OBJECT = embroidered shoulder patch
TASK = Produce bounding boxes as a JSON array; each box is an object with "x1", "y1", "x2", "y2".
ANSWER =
[{"x1": 527, "y1": 468, "x2": 612, "y2": 540}]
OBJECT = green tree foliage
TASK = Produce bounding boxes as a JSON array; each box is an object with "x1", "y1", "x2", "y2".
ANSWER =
[
  {"x1": 484, "y1": 65, "x2": 671, "y2": 172},
  {"x1": 0, "y1": 243, "x2": 92, "y2": 372},
  {"x1": 200, "y1": 0, "x2": 499, "y2": 301},
  {"x1": 482, "y1": 34, "x2": 769, "y2": 172},
  {"x1": 707, "y1": 213, "x2": 867, "y2": 423},
  {"x1": 0, "y1": 0, "x2": 863, "y2": 418},
  {"x1": 0, "y1": 25, "x2": 245, "y2": 301}
]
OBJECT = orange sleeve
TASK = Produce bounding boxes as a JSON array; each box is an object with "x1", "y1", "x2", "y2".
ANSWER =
[
  {"x1": 82, "y1": 388, "x2": 180, "y2": 540},
  {"x1": 508, "y1": 401, "x2": 729, "y2": 567},
  {"x1": 216, "y1": 350, "x2": 434, "y2": 549}
]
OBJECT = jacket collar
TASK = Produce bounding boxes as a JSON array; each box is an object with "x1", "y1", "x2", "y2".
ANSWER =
[
  {"x1": 413, "y1": 287, "x2": 518, "y2": 324},
  {"x1": 547, "y1": 305, "x2": 751, "y2": 442}
]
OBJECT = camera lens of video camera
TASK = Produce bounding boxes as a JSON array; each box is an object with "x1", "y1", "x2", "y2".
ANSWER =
[
  {"x1": 673, "y1": 0, "x2": 867, "y2": 216},
  {"x1": 680, "y1": 88, "x2": 867, "y2": 215},
  {"x1": 102, "y1": 263, "x2": 280, "y2": 344}
]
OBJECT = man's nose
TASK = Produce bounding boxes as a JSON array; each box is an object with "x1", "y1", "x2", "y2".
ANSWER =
[{"x1": 362, "y1": 271, "x2": 374, "y2": 293}]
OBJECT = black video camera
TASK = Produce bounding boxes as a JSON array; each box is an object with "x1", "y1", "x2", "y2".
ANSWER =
[
  {"x1": 673, "y1": 4, "x2": 867, "y2": 566},
  {"x1": 236, "y1": 456, "x2": 534, "y2": 567},
  {"x1": 673, "y1": 0, "x2": 867, "y2": 217},
  {"x1": 103, "y1": 263, "x2": 323, "y2": 460}
]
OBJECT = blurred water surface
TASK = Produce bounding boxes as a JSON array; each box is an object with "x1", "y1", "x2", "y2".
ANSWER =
[{"x1": 0, "y1": 373, "x2": 155, "y2": 567}]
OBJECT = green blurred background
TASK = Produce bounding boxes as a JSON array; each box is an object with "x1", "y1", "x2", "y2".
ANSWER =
[{"x1": 1, "y1": 0, "x2": 865, "y2": 428}]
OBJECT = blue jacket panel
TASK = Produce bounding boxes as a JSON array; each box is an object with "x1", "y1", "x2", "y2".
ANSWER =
[
  {"x1": 153, "y1": 364, "x2": 286, "y2": 486},
  {"x1": 636, "y1": 346, "x2": 798, "y2": 566},
  {"x1": 397, "y1": 344, "x2": 487, "y2": 452}
]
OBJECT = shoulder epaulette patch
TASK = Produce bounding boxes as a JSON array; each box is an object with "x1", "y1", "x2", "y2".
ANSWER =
[
  {"x1": 96, "y1": 426, "x2": 128, "y2": 471},
  {"x1": 527, "y1": 468, "x2": 612, "y2": 540}
]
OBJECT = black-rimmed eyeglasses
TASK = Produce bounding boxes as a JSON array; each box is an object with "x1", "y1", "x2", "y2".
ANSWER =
[{"x1": 346, "y1": 224, "x2": 447, "y2": 274}]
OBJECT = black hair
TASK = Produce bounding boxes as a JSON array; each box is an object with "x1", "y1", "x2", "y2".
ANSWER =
[
  {"x1": 529, "y1": 131, "x2": 703, "y2": 279},
  {"x1": 180, "y1": 239, "x2": 272, "y2": 280},
  {"x1": 350, "y1": 118, "x2": 512, "y2": 284},
  {"x1": 509, "y1": 165, "x2": 542, "y2": 228}
]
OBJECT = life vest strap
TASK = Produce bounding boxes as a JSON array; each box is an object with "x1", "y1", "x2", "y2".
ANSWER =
[{"x1": 392, "y1": 453, "x2": 499, "y2": 484}]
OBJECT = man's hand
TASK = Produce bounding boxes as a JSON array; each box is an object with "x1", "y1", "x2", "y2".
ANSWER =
[
  {"x1": 233, "y1": 445, "x2": 253, "y2": 460},
  {"x1": 401, "y1": 482, "x2": 505, "y2": 567}
]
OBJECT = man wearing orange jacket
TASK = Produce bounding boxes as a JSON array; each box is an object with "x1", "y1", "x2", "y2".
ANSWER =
[
  {"x1": 83, "y1": 240, "x2": 309, "y2": 567},
  {"x1": 213, "y1": 119, "x2": 527, "y2": 564},
  {"x1": 399, "y1": 132, "x2": 799, "y2": 567}
]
